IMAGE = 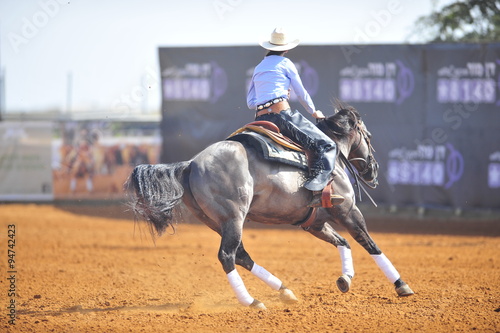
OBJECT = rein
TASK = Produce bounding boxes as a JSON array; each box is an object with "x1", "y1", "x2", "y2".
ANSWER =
[
  {"x1": 345, "y1": 120, "x2": 378, "y2": 207},
  {"x1": 340, "y1": 152, "x2": 378, "y2": 207},
  {"x1": 317, "y1": 114, "x2": 378, "y2": 207}
]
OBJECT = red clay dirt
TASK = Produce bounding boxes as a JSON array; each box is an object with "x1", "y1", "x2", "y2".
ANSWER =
[{"x1": 1, "y1": 204, "x2": 499, "y2": 332}]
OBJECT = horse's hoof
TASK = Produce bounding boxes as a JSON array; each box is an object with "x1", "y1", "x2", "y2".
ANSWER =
[
  {"x1": 396, "y1": 283, "x2": 414, "y2": 297},
  {"x1": 250, "y1": 299, "x2": 267, "y2": 310},
  {"x1": 336, "y1": 274, "x2": 351, "y2": 293},
  {"x1": 279, "y1": 288, "x2": 298, "y2": 303}
]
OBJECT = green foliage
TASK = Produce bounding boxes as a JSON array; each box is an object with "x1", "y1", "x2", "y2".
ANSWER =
[{"x1": 409, "y1": 0, "x2": 500, "y2": 42}]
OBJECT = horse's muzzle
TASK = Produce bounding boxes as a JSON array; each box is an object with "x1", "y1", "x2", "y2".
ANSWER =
[{"x1": 363, "y1": 159, "x2": 379, "y2": 185}]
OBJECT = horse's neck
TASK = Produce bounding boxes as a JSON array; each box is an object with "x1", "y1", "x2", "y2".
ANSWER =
[{"x1": 336, "y1": 138, "x2": 350, "y2": 161}]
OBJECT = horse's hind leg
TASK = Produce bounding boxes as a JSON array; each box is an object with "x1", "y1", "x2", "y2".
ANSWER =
[
  {"x1": 217, "y1": 218, "x2": 267, "y2": 309},
  {"x1": 188, "y1": 144, "x2": 269, "y2": 308},
  {"x1": 235, "y1": 243, "x2": 298, "y2": 303},
  {"x1": 306, "y1": 222, "x2": 355, "y2": 292},
  {"x1": 181, "y1": 202, "x2": 270, "y2": 308}
]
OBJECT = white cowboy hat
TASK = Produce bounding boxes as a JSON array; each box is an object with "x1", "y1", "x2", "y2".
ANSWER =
[{"x1": 259, "y1": 27, "x2": 300, "y2": 51}]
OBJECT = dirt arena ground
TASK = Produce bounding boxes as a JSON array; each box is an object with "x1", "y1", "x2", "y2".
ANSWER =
[{"x1": 1, "y1": 203, "x2": 499, "y2": 332}]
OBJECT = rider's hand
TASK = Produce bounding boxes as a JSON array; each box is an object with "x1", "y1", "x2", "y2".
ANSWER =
[{"x1": 312, "y1": 110, "x2": 325, "y2": 119}]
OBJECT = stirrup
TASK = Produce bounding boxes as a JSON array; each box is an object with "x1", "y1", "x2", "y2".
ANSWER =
[{"x1": 307, "y1": 192, "x2": 344, "y2": 208}]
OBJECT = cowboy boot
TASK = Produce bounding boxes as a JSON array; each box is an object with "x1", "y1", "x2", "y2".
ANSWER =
[
  {"x1": 304, "y1": 148, "x2": 337, "y2": 191},
  {"x1": 305, "y1": 148, "x2": 345, "y2": 206}
]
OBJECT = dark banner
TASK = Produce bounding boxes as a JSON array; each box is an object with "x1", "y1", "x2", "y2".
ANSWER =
[
  {"x1": 158, "y1": 46, "x2": 260, "y2": 160},
  {"x1": 159, "y1": 43, "x2": 500, "y2": 210}
]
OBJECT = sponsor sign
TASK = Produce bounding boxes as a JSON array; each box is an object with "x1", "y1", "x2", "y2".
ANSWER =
[{"x1": 159, "y1": 43, "x2": 500, "y2": 210}]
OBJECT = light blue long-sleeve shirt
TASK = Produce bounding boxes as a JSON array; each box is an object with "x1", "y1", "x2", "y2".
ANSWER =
[{"x1": 247, "y1": 55, "x2": 316, "y2": 114}]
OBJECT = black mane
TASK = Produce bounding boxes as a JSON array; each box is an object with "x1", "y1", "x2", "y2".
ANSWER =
[{"x1": 318, "y1": 103, "x2": 361, "y2": 138}]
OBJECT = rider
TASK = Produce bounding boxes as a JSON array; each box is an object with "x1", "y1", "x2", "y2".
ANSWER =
[{"x1": 247, "y1": 27, "x2": 344, "y2": 206}]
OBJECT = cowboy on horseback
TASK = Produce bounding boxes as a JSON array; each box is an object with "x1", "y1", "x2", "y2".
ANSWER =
[{"x1": 247, "y1": 27, "x2": 344, "y2": 206}]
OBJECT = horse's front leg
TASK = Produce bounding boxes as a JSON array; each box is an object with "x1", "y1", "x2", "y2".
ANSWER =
[
  {"x1": 335, "y1": 206, "x2": 414, "y2": 296},
  {"x1": 306, "y1": 221, "x2": 355, "y2": 292}
]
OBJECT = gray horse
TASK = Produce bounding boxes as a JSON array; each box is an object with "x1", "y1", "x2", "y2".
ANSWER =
[{"x1": 126, "y1": 105, "x2": 414, "y2": 309}]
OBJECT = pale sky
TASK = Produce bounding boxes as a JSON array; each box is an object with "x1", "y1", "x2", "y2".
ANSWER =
[{"x1": 0, "y1": 0, "x2": 447, "y2": 114}]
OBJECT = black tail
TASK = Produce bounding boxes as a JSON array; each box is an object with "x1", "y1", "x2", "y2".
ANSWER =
[{"x1": 125, "y1": 162, "x2": 189, "y2": 236}]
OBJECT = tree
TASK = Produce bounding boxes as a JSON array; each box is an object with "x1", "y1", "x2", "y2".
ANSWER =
[{"x1": 408, "y1": 0, "x2": 500, "y2": 43}]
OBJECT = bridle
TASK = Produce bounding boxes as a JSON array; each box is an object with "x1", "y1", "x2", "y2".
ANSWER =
[
  {"x1": 317, "y1": 110, "x2": 379, "y2": 206},
  {"x1": 348, "y1": 119, "x2": 378, "y2": 187}
]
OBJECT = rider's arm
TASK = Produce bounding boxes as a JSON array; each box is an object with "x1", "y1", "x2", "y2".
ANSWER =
[
  {"x1": 285, "y1": 59, "x2": 316, "y2": 115},
  {"x1": 247, "y1": 79, "x2": 257, "y2": 110}
]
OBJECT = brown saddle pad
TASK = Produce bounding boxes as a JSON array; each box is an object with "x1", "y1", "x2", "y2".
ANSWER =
[{"x1": 227, "y1": 121, "x2": 304, "y2": 152}]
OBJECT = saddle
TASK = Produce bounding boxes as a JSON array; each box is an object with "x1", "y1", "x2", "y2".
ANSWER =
[
  {"x1": 227, "y1": 121, "x2": 340, "y2": 211},
  {"x1": 228, "y1": 121, "x2": 304, "y2": 152},
  {"x1": 227, "y1": 121, "x2": 308, "y2": 171}
]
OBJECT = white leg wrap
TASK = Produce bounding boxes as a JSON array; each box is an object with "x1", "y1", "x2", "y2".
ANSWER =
[
  {"x1": 371, "y1": 253, "x2": 400, "y2": 283},
  {"x1": 226, "y1": 269, "x2": 254, "y2": 306},
  {"x1": 338, "y1": 246, "x2": 355, "y2": 277},
  {"x1": 251, "y1": 263, "x2": 282, "y2": 291}
]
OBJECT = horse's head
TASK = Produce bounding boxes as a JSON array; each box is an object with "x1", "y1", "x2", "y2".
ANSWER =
[{"x1": 318, "y1": 105, "x2": 379, "y2": 187}]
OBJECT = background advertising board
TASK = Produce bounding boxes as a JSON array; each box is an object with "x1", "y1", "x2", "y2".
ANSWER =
[{"x1": 159, "y1": 43, "x2": 500, "y2": 211}]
